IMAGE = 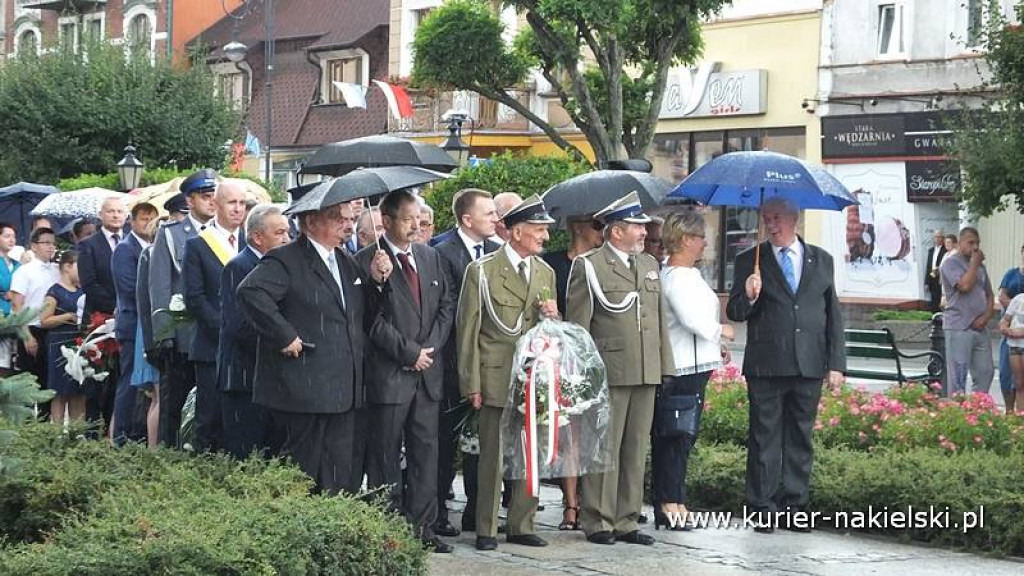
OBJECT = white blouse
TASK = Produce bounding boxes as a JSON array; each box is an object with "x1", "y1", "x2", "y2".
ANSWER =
[{"x1": 661, "y1": 265, "x2": 723, "y2": 375}]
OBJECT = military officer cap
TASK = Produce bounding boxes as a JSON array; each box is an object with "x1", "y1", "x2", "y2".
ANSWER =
[
  {"x1": 162, "y1": 193, "x2": 189, "y2": 214},
  {"x1": 180, "y1": 168, "x2": 219, "y2": 196},
  {"x1": 595, "y1": 190, "x2": 651, "y2": 225},
  {"x1": 502, "y1": 194, "x2": 555, "y2": 227}
]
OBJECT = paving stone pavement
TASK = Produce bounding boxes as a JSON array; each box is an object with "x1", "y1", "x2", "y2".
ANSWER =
[{"x1": 429, "y1": 481, "x2": 1022, "y2": 576}]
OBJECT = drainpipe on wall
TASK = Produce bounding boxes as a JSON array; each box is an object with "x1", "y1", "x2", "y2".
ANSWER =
[
  {"x1": 166, "y1": 0, "x2": 174, "y2": 60},
  {"x1": 305, "y1": 49, "x2": 323, "y2": 104}
]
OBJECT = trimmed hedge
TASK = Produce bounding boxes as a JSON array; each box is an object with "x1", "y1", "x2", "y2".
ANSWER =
[
  {"x1": 685, "y1": 442, "x2": 1024, "y2": 555},
  {"x1": 0, "y1": 423, "x2": 428, "y2": 575}
]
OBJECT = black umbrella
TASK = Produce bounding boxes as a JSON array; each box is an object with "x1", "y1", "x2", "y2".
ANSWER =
[
  {"x1": 0, "y1": 182, "x2": 58, "y2": 244},
  {"x1": 299, "y1": 135, "x2": 459, "y2": 177},
  {"x1": 284, "y1": 166, "x2": 450, "y2": 216},
  {"x1": 540, "y1": 170, "x2": 671, "y2": 227}
]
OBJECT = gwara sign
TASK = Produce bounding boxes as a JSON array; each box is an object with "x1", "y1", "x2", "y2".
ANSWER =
[{"x1": 658, "y1": 62, "x2": 767, "y2": 119}]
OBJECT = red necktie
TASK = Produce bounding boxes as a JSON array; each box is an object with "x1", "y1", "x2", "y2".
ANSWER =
[
  {"x1": 396, "y1": 252, "x2": 420, "y2": 308},
  {"x1": 228, "y1": 233, "x2": 236, "y2": 249}
]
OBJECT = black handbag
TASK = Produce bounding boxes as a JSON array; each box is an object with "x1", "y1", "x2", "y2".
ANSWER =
[{"x1": 654, "y1": 335, "x2": 702, "y2": 439}]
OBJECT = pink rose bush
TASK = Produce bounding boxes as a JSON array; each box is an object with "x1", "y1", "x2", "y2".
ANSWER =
[{"x1": 703, "y1": 366, "x2": 1024, "y2": 455}]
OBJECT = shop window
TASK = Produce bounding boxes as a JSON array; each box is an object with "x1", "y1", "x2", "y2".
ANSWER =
[{"x1": 877, "y1": 2, "x2": 906, "y2": 58}]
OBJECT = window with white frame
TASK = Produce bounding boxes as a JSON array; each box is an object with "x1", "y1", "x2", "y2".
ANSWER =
[
  {"x1": 877, "y1": 2, "x2": 906, "y2": 58},
  {"x1": 318, "y1": 49, "x2": 369, "y2": 105},
  {"x1": 83, "y1": 14, "x2": 104, "y2": 46},
  {"x1": 218, "y1": 72, "x2": 247, "y2": 109},
  {"x1": 127, "y1": 13, "x2": 153, "y2": 58},
  {"x1": 17, "y1": 28, "x2": 39, "y2": 56},
  {"x1": 59, "y1": 19, "x2": 77, "y2": 51}
]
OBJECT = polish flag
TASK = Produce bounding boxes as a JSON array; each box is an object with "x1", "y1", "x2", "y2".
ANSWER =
[
  {"x1": 333, "y1": 81, "x2": 367, "y2": 109},
  {"x1": 372, "y1": 80, "x2": 415, "y2": 120}
]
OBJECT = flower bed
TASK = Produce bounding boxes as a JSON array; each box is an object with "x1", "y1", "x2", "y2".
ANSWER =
[{"x1": 702, "y1": 366, "x2": 1024, "y2": 454}]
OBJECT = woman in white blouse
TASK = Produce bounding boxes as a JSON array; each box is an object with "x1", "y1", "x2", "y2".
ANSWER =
[{"x1": 652, "y1": 210, "x2": 734, "y2": 530}]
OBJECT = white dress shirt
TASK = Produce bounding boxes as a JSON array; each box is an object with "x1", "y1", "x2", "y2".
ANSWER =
[
  {"x1": 188, "y1": 215, "x2": 210, "y2": 232},
  {"x1": 129, "y1": 231, "x2": 151, "y2": 250},
  {"x1": 458, "y1": 228, "x2": 486, "y2": 261},
  {"x1": 504, "y1": 243, "x2": 530, "y2": 282},
  {"x1": 208, "y1": 219, "x2": 240, "y2": 256},
  {"x1": 606, "y1": 243, "x2": 632, "y2": 268},
  {"x1": 101, "y1": 227, "x2": 121, "y2": 250},
  {"x1": 773, "y1": 239, "x2": 803, "y2": 286},
  {"x1": 384, "y1": 235, "x2": 416, "y2": 272}
]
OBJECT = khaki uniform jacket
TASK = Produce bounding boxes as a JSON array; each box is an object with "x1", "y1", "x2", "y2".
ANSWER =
[
  {"x1": 566, "y1": 244, "x2": 674, "y2": 387},
  {"x1": 456, "y1": 246, "x2": 557, "y2": 408}
]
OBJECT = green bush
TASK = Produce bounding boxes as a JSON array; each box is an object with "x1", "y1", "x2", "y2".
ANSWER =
[
  {"x1": 683, "y1": 442, "x2": 1024, "y2": 555},
  {"x1": 872, "y1": 309, "x2": 935, "y2": 322},
  {"x1": 57, "y1": 168, "x2": 284, "y2": 201},
  {"x1": 0, "y1": 423, "x2": 428, "y2": 575},
  {"x1": 424, "y1": 152, "x2": 591, "y2": 234}
]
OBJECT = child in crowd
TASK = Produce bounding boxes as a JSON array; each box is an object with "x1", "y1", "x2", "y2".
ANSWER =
[
  {"x1": 39, "y1": 251, "x2": 85, "y2": 424},
  {"x1": 1000, "y1": 290, "x2": 1024, "y2": 413}
]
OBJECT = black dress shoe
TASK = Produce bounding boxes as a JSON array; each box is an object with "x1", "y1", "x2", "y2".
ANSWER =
[
  {"x1": 615, "y1": 531, "x2": 655, "y2": 545},
  {"x1": 637, "y1": 513, "x2": 649, "y2": 524},
  {"x1": 475, "y1": 536, "x2": 498, "y2": 551},
  {"x1": 423, "y1": 536, "x2": 453, "y2": 553},
  {"x1": 507, "y1": 534, "x2": 548, "y2": 547},
  {"x1": 586, "y1": 531, "x2": 616, "y2": 545},
  {"x1": 433, "y1": 520, "x2": 461, "y2": 537}
]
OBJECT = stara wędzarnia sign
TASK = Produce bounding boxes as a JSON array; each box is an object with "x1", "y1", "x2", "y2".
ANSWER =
[{"x1": 658, "y1": 62, "x2": 768, "y2": 120}]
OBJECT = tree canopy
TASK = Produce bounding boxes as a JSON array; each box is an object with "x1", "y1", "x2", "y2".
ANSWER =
[
  {"x1": 946, "y1": 1, "x2": 1024, "y2": 216},
  {"x1": 411, "y1": 0, "x2": 727, "y2": 166},
  {"x1": 0, "y1": 41, "x2": 240, "y2": 185}
]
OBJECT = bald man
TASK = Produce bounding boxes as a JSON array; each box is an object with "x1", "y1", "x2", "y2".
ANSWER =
[
  {"x1": 183, "y1": 182, "x2": 248, "y2": 453},
  {"x1": 80, "y1": 196, "x2": 127, "y2": 318}
]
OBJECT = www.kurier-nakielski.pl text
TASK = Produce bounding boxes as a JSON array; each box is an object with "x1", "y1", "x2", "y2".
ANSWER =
[{"x1": 662, "y1": 506, "x2": 986, "y2": 533}]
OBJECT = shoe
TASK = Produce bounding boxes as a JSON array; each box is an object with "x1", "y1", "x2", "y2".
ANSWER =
[
  {"x1": 537, "y1": 504, "x2": 545, "y2": 512},
  {"x1": 475, "y1": 536, "x2": 498, "y2": 551},
  {"x1": 447, "y1": 487, "x2": 455, "y2": 500},
  {"x1": 586, "y1": 531, "x2": 616, "y2": 545},
  {"x1": 433, "y1": 520, "x2": 461, "y2": 537},
  {"x1": 507, "y1": 534, "x2": 548, "y2": 547},
  {"x1": 637, "y1": 513, "x2": 649, "y2": 524},
  {"x1": 653, "y1": 511, "x2": 690, "y2": 532},
  {"x1": 423, "y1": 536, "x2": 453, "y2": 553},
  {"x1": 558, "y1": 506, "x2": 580, "y2": 531},
  {"x1": 753, "y1": 525, "x2": 775, "y2": 534},
  {"x1": 615, "y1": 530, "x2": 655, "y2": 545},
  {"x1": 497, "y1": 523, "x2": 507, "y2": 534}
]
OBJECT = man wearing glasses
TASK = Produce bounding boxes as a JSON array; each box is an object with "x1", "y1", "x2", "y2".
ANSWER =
[{"x1": 10, "y1": 227, "x2": 60, "y2": 417}]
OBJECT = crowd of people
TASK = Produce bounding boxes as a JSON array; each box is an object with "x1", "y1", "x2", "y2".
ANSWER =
[{"x1": 6, "y1": 168, "x2": 855, "y2": 552}]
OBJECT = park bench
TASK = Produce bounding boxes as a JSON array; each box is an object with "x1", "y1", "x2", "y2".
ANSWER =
[{"x1": 844, "y1": 328, "x2": 943, "y2": 386}]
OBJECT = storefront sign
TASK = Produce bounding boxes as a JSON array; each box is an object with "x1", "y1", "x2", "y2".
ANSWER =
[
  {"x1": 905, "y1": 160, "x2": 960, "y2": 202},
  {"x1": 659, "y1": 62, "x2": 767, "y2": 119},
  {"x1": 822, "y1": 112, "x2": 951, "y2": 159}
]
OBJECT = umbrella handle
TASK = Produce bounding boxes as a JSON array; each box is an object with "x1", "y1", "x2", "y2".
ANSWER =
[{"x1": 370, "y1": 196, "x2": 382, "y2": 252}]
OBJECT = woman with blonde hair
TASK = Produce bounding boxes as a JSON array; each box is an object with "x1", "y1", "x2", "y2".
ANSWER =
[{"x1": 652, "y1": 209, "x2": 734, "y2": 530}]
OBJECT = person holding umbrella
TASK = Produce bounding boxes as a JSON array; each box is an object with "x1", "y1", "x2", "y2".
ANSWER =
[{"x1": 725, "y1": 196, "x2": 845, "y2": 533}]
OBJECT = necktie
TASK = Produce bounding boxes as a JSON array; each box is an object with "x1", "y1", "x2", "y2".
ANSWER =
[
  {"x1": 396, "y1": 252, "x2": 421, "y2": 308},
  {"x1": 627, "y1": 254, "x2": 636, "y2": 270},
  {"x1": 327, "y1": 252, "x2": 346, "y2": 309},
  {"x1": 474, "y1": 244, "x2": 483, "y2": 260},
  {"x1": 111, "y1": 233, "x2": 120, "y2": 250},
  {"x1": 228, "y1": 233, "x2": 236, "y2": 250},
  {"x1": 780, "y1": 247, "x2": 798, "y2": 293},
  {"x1": 518, "y1": 261, "x2": 528, "y2": 286}
]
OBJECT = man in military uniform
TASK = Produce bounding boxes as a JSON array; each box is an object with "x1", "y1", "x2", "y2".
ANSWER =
[
  {"x1": 456, "y1": 194, "x2": 558, "y2": 551},
  {"x1": 567, "y1": 191, "x2": 674, "y2": 546}
]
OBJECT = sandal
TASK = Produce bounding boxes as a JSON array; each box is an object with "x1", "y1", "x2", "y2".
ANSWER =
[{"x1": 558, "y1": 506, "x2": 580, "y2": 531}]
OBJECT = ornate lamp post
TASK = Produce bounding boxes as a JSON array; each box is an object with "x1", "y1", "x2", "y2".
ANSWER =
[
  {"x1": 116, "y1": 143, "x2": 144, "y2": 191},
  {"x1": 442, "y1": 113, "x2": 470, "y2": 165}
]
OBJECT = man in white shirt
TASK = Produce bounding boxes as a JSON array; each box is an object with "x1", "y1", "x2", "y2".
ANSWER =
[{"x1": 11, "y1": 227, "x2": 59, "y2": 416}]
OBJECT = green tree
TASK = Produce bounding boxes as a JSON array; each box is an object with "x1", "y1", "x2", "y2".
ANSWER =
[
  {"x1": 946, "y1": 1, "x2": 1024, "y2": 216},
  {"x1": 411, "y1": 0, "x2": 727, "y2": 166},
  {"x1": 0, "y1": 41, "x2": 240, "y2": 185}
]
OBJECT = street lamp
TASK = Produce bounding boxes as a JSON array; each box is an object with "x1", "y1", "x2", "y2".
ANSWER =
[
  {"x1": 223, "y1": 40, "x2": 248, "y2": 63},
  {"x1": 442, "y1": 113, "x2": 470, "y2": 165},
  {"x1": 116, "y1": 143, "x2": 144, "y2": 191}
]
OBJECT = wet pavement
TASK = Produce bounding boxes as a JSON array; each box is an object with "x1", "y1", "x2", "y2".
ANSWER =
[{"x1": 429, "y1": 481, "x2": 1023, "y2": 576}]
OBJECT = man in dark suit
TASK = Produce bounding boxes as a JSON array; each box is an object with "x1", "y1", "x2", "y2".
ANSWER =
[
  {"x1": 79, "y1": 196, "x2": 126, "y2": 318},
  {"x1": 726, "y1": 196, "x2": 846, "y2": 533},
  {"x1": 150, "y1": 169, "x2": 218, "y2": 447},
  {"x1": 357, "y1": 190, "x2": 455, "y2": 553},
  {"x1": 183, "y1": 181, "x2": 247, "y2": 453},
  {"x1": 433, "y1": 188, "x2": 500, "y2": 534},
  {"x1": 925, "y1": 230, "x2": 947, "y2": 312},
  {"x1": 110, "y1": 202, "x2": 158, "y2": 445},
  {"x1": 218, "y1": 204, "x2": 291, "y2": 459},
  {"x1": 79, "y1": 195, "x2": 127, "y2": 435},
  {"x1": 237, "y1": 200, "x2": 391, "y2": 494}
]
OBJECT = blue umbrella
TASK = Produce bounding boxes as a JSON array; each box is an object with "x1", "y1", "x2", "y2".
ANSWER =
[
  {"x1": 0, "y1": 182, "x2": 59, "y2": 244},
  {"x1": 667, "y1": 151, "x2": 857, "y2": 270}
]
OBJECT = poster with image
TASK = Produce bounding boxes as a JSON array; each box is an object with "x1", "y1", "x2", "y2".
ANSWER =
[{"x1": 824, "y1": 163, "x2": 919, "y2": 299}]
